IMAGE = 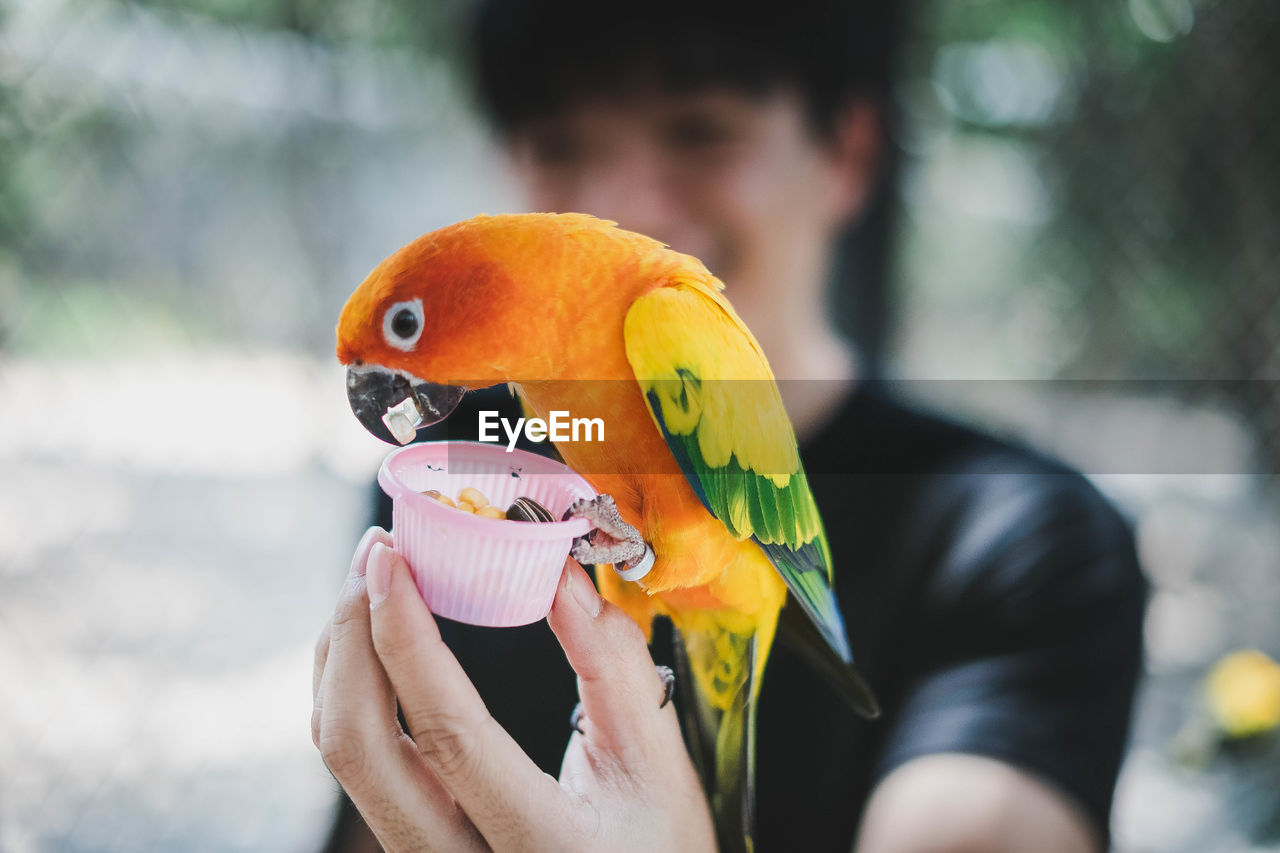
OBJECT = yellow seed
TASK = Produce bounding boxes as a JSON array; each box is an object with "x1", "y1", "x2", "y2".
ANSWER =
[
  {"x1": 457, "y1": 487, "x2": 489, "y2": 508},
  {"x1": 476, "y1": 505, "x2": 506, "y2": 519},
  {"x1": 422, "y1": 490, "x2": 456, "y2": 508},
  {"x1": 456, "y1": 499, "x2": 479, "y2": 514}
]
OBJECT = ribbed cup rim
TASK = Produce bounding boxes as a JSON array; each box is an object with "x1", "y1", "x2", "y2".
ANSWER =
[{"x1": 378, "y1": 441, "x2": 595, "y2": 541}]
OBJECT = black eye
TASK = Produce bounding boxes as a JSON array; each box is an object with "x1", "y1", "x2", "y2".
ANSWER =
[
  {"x1": 390, "y1": 308, "x2": 419, "y2": 340},
  {"x1": 382, "y1": 299, "x2": 424, "y2": 350}
]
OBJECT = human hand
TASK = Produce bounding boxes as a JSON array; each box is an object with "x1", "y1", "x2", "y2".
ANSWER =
[{"x1": 312, "y1": 527, "x2": 716, "y2": 853}]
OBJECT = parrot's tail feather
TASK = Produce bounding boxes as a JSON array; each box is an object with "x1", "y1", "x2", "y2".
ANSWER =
[
  {"x1": 776, "y1": 596, "x2": 881, "y2": 719},
  {"x1": 671, "y1": 627, "x2": 714, "y2": 786},
  {"x1": 672, "y1": 621, "x2": 760, "y2": 853}
]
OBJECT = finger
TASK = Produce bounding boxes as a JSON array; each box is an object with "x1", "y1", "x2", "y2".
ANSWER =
[
  {"x1": 315, "y1": 525, "x2": 396, "y2": 766},
  {"x1": 313, "y1": 527, "x2": 387, "y2": 742},
  {"x1": 312, "y1": 622, "x2": 330, "y2": 708},
  {"x1": 317, "y1": 529, "x2": 484, "y2": 852},
  {"x1": 365, "y1": 542, "x2": 573, "y2": 850},
  {"x1": 546, "y1": 559, "x2": 682, "y2": 763}
]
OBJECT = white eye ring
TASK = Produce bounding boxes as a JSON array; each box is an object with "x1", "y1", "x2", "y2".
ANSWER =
[{"x1": 382, "y1": 299, "x2": 424, "y2": 351}]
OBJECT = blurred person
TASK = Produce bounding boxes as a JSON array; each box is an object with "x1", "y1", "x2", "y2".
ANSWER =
[{"x1": 316, "y1": 2, "x2": 1147, "y2": 851}]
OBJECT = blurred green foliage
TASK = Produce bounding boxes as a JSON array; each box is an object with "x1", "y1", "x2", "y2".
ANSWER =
[
  {"x1": 893, "y1": 0, "x2": 1279, "y2": 470},
  {"x1": 129, "y1": 0, "x2": 468, "y2": 54},
  {"x1": 905, "y1": 0, "x2": 1278, "y2": 378}
]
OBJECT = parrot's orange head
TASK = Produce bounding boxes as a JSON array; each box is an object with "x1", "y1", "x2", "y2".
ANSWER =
[{"x1": 336, "y1": 212, "x2": 637, "y2": 445}]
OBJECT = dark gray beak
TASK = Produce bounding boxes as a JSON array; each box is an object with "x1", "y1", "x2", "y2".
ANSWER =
[{"x1": 346, "y1": 365, "x2": 465, "y2": 445}]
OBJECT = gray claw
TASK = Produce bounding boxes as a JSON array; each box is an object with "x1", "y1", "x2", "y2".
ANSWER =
[
  {"x1": 657, "y1": 665, "x2": 675, "y2": 708},
  {"x1": 566, "y1": 494, "x2": 650, "y2": 569},
  {"x1": 569, "y1": 665, "x2": 676, "y2": 734}
]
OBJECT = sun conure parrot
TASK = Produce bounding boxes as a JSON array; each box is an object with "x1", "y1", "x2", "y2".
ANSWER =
[{"x1": 336, "y1": 212, "x2": 878, "y2": 853}]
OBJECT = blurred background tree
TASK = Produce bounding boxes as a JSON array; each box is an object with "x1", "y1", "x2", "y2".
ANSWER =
[
  {"x1": 0, "y1": 0, "x2": 488, "y2": 358},
  {"x1": 895, "y1": 0, "x2": 1279, "y2": 466}
]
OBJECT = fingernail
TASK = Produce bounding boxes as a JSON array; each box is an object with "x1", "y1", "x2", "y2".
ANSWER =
[
  {"x1": 567, "y1": 563, "x2": 601, "y2": 618},
  {"x1": 367, "y1": 542, "x2": 393, "y2": 606},
  {"x1": 348, "y1": 528, "x2": 377, "y2": 579}
]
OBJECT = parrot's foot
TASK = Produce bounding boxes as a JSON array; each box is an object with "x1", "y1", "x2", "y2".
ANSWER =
[
  {"x1": 564, "y1": 494, "x2": 655, "y2": 580},
  {"x1": 569, "y1": 665, "x2": 677, "y2": 734},
  {"x1": 656, "y1": 665, "x2": 676, "y2": 708}
]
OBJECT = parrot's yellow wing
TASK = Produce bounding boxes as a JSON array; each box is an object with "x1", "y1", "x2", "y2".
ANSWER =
[{"x1": 623, "y1": 273, "x2": 853, "y2": 664}]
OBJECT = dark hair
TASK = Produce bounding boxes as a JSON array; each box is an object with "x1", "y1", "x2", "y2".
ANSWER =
[
  {"x1": 467, "y1": 0, "x2": 900, "y2": 137},
  {"x1": 467, "y1": 0, "x2": 905, "y2": 373}
]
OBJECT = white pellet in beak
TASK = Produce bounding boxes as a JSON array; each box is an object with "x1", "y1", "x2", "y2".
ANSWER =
[{"x1": 382, "y1": 396, "x2": 425, "y2": 445}]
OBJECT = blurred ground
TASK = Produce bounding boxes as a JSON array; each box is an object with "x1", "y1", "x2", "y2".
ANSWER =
[{"x1": 0, "y1": 354, "x2": 383, "y2": 852}]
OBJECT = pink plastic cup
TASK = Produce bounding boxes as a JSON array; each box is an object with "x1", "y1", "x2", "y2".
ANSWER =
[{"x1": 377, "y1": 441, "x2": 597, "y2": 627}]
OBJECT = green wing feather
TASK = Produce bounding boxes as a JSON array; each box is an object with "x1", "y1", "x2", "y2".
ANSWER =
[{"x1": 623, "y1": 277, "x2": 852, "y2": 664}]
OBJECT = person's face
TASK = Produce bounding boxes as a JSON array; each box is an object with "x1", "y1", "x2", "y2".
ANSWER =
[{"x1": 504, "y1": 86, "x2": 876, "y2": 304}]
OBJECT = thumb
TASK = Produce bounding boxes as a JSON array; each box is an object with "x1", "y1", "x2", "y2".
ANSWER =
[{"x1": 546, "y1": 560, "x2": 680, "y2": 762}]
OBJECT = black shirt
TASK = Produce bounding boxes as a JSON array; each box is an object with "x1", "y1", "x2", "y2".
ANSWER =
[{"x1": 366, "y1": 382, "x2": 1147, "y2": 852}]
